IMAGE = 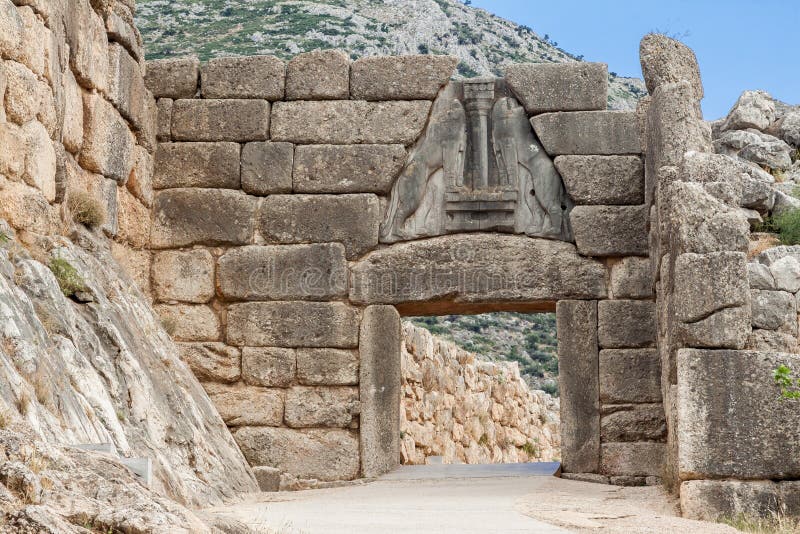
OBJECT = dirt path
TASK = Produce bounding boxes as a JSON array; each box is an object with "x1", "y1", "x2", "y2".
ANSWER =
[{"x1": 204, "y1": 469, "x2": 739, "y2": 533}]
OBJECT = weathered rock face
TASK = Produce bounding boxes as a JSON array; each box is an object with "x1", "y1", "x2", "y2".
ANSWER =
[{"x1": 400, "y1": 323, "x2": 560, "y2": 465}]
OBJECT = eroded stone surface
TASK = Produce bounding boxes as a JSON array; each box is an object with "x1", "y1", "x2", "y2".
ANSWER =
[
  {"x1": 285, "y1": 386, "x2": 359, "y2": 428},
  {"x1": 242, "y1": 347, "x2": 296, "y2": 387},
  {"x1": 145, "y1": 57, "x2": 199, "y2": 99},
  {"x1": 152, "y1": 249, "x2": 215, "y2": 303},
  {"x1": 293, "y1": 144, "x2": 406, "y2": 194},
  {"x1": 532, "y1": 111, "x2": 641, "y2": 156},
  {"x1": 296, "y1": 349, "x2": 359, "y2": 386},
  {"x1": 286, "y1": 49, "x2": 349, "y2": 100},
  {"x1": 154, "y1": 142, "x2": 241, "y2": 189},
  {"x1": 571, "y1": 205, "x2": 649, "y2": 257},
  {"x1": 601, "y1": 404, "x2": 666, "y2": 442},
  {"x1": 505, "y1": 62, "x2": 607, "y2": 114},
  {"x1": 598, "y1": 300, "x2": 656, "y2": 348},
  {"x1": 599, "y1": 349, "x2": 661, "y2": 403},
  {"x1": 201, "y1": 55, "x2": 285, "y2": 100},
  {"x1": 205, "y1": 383, "x2": 283, "y2": 427},
  {"x1": 270, "y1": 100, "x2": 431, "y2": 145},
  {"x1": 241, "y1": 141, "x2": 293, "y2": 195},
  {"x1": 350, "y1": 55, "x2": 457, "y2": 100},
  {"x1": 601, "y1": 442, "x2": 665, "y2": 477},
  {"x1": 351, "y1": 235, "x2": 607, "y2": 313},
  {"x1": 172, "y1": 99, "x2": 270, "y2": 142},
  {"x1": 555, "y1": 156, "x2": 644, "y2": 205},
  {"x1": 177, "y1": 342, "x2": 241, "y2": 384}
]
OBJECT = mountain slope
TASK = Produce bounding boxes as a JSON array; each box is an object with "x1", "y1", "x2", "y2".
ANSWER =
[{"x1": 135, "y1": 0, "x2": 646, "y2": 110}]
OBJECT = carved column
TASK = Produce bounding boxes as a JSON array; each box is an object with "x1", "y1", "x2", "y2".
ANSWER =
[{"x1": 463, "y1": 79, "x2": 496, "y2": 189}]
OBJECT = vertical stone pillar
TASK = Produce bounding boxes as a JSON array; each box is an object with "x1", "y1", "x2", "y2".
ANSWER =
[
  {"x1": 463, "y1": 79, "x2": 495, "y2": 189},
  {"x1": 557, "y1": 299, "x2": 600, "y2": 473},
  {"x1": 359, "y1": 305, "x2": 402, "y2": 478}
]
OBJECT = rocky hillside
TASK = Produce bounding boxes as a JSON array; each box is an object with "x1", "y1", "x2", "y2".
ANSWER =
[
  {"x1": 135, "y1": 0, "x2": 646, "y2": 110},
  {"x1": 409, "y1": 313, "x2": 559, "y2": 395}
]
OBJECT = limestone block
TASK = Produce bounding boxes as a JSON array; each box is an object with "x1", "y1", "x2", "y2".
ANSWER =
[
  {"x1": 351, "y1": 235, "x2": 607, "y2": 312},
  {"x1": 15, "y1": 7, "x2": 46, "y2": 77},
  {"x1": 233, "y1": 427, "x2": 359, "y2": 481},
  {"x1": 601, "y1": 404, "x2": 666, "y2": 442},
  {"x1": 63, "y1": 157, "x2": 118, "y2": 235},
  {"x1": 285, "y1": 386, "x2": 359, "y2": 428},
  {"x1": 666, "y1": 182, "x2": 749, "y2": 255},
  {"x1": 217, "y1": 244, "x2": 347, "y2": 301},
  {"x1": 680, "y1": 480, "x2": 782, "y2": 521},
  {"x1": 150, "y1": 189, "x2": 257, "y2": 248},
  {"x1": 61, "y1": 68, "x2": 83, "y2": 154},
  {"x1": 116, "y1": 187, "x2": 151, "y2": 248},
  {"x1": 599, "y1": 349, "x2": 660, "y2": 403},
  {"x1": 570, "y1": 205, "x2": 649, "y2": 257},
  {"x1": 155, "y1": 303, "x2": 221, "y2": 342},
  {"x1": 646, "y1": 81, "x2": 711, "y2": 172},
  {"x1": 80, "y1": 92, "x2": 134, "y2": 183},
  {"x1": 360, "y1": 305, "x2": 402, "y2": 477},
  {"x1": 241, "y1": 141, "x2": 293, "y2": 195},
  {"x1": 0, "y1": 122, "x2": 25, "y2": 179},
  {"x1": 107, "y1": 43, "x2": 146, "y2": 128},
  {"x1": 202, "y1": 55, "x2": 285, "y2": 100},
  {"x1": 673, "y1": 252, "x2": 749, "y2": 323},
  {"x1": 241, "y1": 347, "x2": 296, "y2": 387},
  {"x1": 0, "y1": 61, "x2": 5, "y2": 123},
  {"x1": 746, "y1": 329, "x2": 798, "y2": 353},
  {"x1": 748, "y1": 262, "x2": 775, "y2": 290},
  {"x1": 252, "y1": 466, "x2": 281, "y2": 492},
  {"x1": 205, "y1": 383, "x2": 283, "y2": 427},
  {"x1": 598, "y1": 300, "x2": 655, "y2": 348},
  {"x1": 21, "y1": 120, "x2": 56, "y2": 202},
  {"x1": 152, "y1": 249, "x2": 215, "y2": 303},
  {"x1": 128, "y1": 146, "x2": 154, "y2": 207},
  {"x1": 0, "y1": 177, "x2": 52, "y2": 234},
  {"x1": 285, "y1": 49, "x2": 349, "y2": 100},
  {"x1": 350, "y1": 55, "x2": 457, "y2": 100},
  {"x1": 722, "y1": 90, "x2": 776, "y2": 132},
  {"x1": 296, "y1": 348, "x2": 359, "y2": 386},
  {"x1": 270, "y1": 100, "x2": 431, "y2": 145},
  {"x1": 226, "y1": 302, "x2": 359, "y2": 348},
  {"x1": 557, "y1": 300, "x2": 599, "y2": 473},
  {"x1": 639, "y1": 34, "x2": 703, "y2": 99},
  {"x1": 600, "y1": 403, "x2": 667, "y2": 443},
  {"x1": 750, "y1": 289, "x2": 796, "y2": 332},
  {"x1": 678, "y1": 349, "x2": 800, "y2": 479},
  {"x1": 601, "y1": 442, "x2": 664, "y2": 476},
  {"x1": 531, "y1": 111, "x2": 640, "y2": 156},
  {"x1": 555, "y1": 155, "x2": 643, "y2": 205},
  {"x1": 293, "y1": 144, "x2": 406, "y2": 194},
  {"x1": 505, "y1": 62, "x2": 607, "y2": 114},
  {"x1": 258, "y1": 194, "x2": 380, "y2": 259},
  {"x1": 678, "y1": 306, "x2": 751, "y2": 350},
  {"x1": 154, "y1": 142, "x2": 241, "y2": 189},
  {"x1": 104, "y1": 6, "x2": 143, "y2": 62},
  {"x1": 609, "y1": 257, "x2": 652, "y2": 299},
  {"x1": 0, "y1": 1, "x2": 23, "y2": 60},
  {"x1": 65, "y1": 0, "x2": 108, "y2": 91},
  {"x1": 3, "y1": 60, "x2": 39, "y2": 124},
  {"x1": 768, "y1": 255, "x2": 800, "y2": 293},
  {"x1": 156, "y1": 98, "x2": 172, "y2": 141},
  {"x1": 172, "y1": 99, "x2": 270, "y2": 142},
  {"x1": 177, "y1": 342, "x2": 240, "y2": 384},
  {"x1": 144, "y1": 57, "x2": 199, "y2": 99}
]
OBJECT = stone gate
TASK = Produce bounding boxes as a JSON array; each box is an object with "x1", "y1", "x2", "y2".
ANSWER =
[
  {"x1": 141, "y1": 40, "x2": 800, "y2": 518},
  {"x1": 146, "y1": 52, "x2": 662, "y2": 485}
]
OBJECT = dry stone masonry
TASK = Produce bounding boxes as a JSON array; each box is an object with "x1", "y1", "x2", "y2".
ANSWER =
[{"x1": 1, "y1": 0, "x2": 798, "y2": 522}]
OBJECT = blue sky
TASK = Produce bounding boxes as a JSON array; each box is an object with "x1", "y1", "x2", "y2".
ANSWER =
[{"x1": 471, "y1": 0, "x2": 799, "y2": 119}]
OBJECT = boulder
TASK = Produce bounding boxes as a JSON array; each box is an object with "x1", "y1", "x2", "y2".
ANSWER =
[
  {"x1": 531, "y1": 111, "x2": 641, "y2": 156},
  {"x1": 639, "y1": 33, "x2": 703, "y2": 99},
  {"x1": 350, "y1": 55, "x2": 457, "y2": 100},
  {"x1": 750, "y1": 289, "x2": 796, "y2": 332},
  {"x1": 721, "y1": 90, "x2": 776, "y2": 132},
  {"x1": 780, "y1": 111, "x2": 800, "y2": 147},
  {"x1": 286, "y1": 49, "x2": 350, "y2": 100},
  {"x1": 680, "y1": 480, "x2": 783, "y2": 521},
  {"x1": 80, "y1": 92, "x2": 135, "y2": 183},
  {"x1": 555, "y1": 155, "x2": 644, "y2": 205},
  {"x1": 737, "y1": 136, "x2": 794, "y2": 170}
]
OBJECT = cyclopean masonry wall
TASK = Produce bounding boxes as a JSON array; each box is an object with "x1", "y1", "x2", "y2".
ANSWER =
[
  {"x1": 640, "y1": 35, "x2": 800, "y2": 520},
  {"x1": 147, "y1": 50, "x2": 665, "y2": 489}
]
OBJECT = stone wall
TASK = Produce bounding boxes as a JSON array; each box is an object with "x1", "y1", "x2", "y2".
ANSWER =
[
  {"x1": 146, "y1": 51, "x2": 664, "y2": 486},
  {"x1": 640, "y1": 34, "x2": 800, "y2": 519},
  {"x1": 0, "y1": 0, "x2": 258, "y2": 519},
  {"x1": 400, "y1": 322, "x2": 560, "y2": 465}
]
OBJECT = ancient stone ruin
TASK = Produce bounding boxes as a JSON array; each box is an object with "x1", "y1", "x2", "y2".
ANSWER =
[{"x1": 0, "y1": 0, "x2": 799, "y2": 527}]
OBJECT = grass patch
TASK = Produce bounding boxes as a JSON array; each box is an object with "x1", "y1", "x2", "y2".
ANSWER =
[
  {"x1": 67, "y1": 191, "x2": 106, "y2": 228},
  {"x1": 49, "y1": 257, "x2": 87, "y2": 297},
  {"x1": 478, "y1": 433, "x2": 489, "y2": 446},
  {"x1": 772, "y1": 209, "x2": 800, "y2": 246},
  {"x1": 719, "y1": 512, "x2": 800, "y2": 533},
  {"x1": 521, "y1": 441, "x2": 538, "y2": 457}
]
